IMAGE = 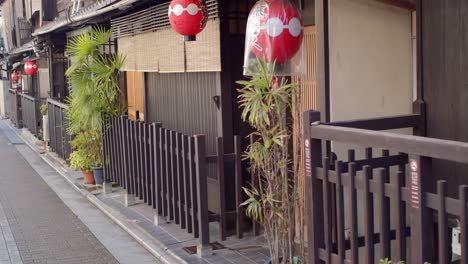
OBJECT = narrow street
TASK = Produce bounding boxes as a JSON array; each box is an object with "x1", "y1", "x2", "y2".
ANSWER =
[{"x1": 0, "y1": 121, "x2": 160, "y2": 264}]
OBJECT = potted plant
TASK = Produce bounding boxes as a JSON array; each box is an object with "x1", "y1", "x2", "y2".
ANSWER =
[
  {"x1": 64, "y1": 26, "x2": 126, "y2": 185},
  {"x1": 237, "y1": 60, "x2": 299, "y2": 264},
  {"x1": 69, "y1": 130, "x2": 102, "y2": 184}
]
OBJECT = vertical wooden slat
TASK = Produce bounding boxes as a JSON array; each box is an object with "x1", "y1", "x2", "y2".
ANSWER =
[
  {"x1": 171, "y1": 130, "x2": 179, "y2": 224},
  {"x1": 118, "y1": 117, "x2": 124, "y2": 185},
  {"x1": 133, "y1": 121, "x2": 139, "y2": 197},
  {"x1": 183, "y1": 135, "x2": 193, "y2": 233},
  {"x1": 322, "y1": 158, "x2": 332, "y2": 263},
  {"x1": 349, "y1": 162, "x2": 358, "y2": 264},
  {"x1": 217, "y1": 137, "x2": 226, "y2": 241},
  {"x1": 410, "y1": 155, "x2": 434, "y2": 264},
  {"x1": 394, "y1": 166, "x2": 406, "y2": 262},
  {"x1": 110, "y1": 117, "x2": 116, "y2": 183},
  {"x1": 195, "y1": 135, "x2": 209, "y2": 245},
  {"x1": 160, "y1": 128, "x2": 168, "y2": 218},
  {"x1": 378, "y1": 168, "x2": 390, "y2": 259},
  {"x1": 460, "y1": 185, "x2": 468, "y2": 264},
  {"x1": 189, "y1": 136, "x2": 199, "y2": 237},
  {"x1": 134, "y1": 121, "x2": 140, "y2": 198},
  {"x1": 165, "y1": 129, "x2": 173, "y2": 221},
  {"x1": 437, "y1": 181, "x2": 448, "y2": 264},
  {"x1": 177, "y1": 133, "x2": 186, "y2": 229},
  {"x1": 234, "y1": 136, "x2": 244, "y2": 239},
  {"x1": 154, "y1": 124, "x2": 163, "y2": 213},
  {"x1": 121, "y1": 117, "x2": 129, "y2": 190},
  {"x1": 335, "y1": 160, "x2": 345, "y2": 264},
  {"x1": 363, "y1": 165, "x2": 374, "y2": 264},
  {"x1": 304, "y1": 111, "x2": 324, "y2": 264},
  {"x1": 143, "y1": 123, "x2": 149, "y2": 204},
  {"x1": 139, "y1": 122, "x2": 145, "y2": 200},
  {"x1": 146, "y1": 124, "x2": 152, "y2": 206}
]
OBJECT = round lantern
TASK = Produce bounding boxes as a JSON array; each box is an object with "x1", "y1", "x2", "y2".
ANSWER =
[
  {"x1": 24, "y1": 60, "x2": 38, "y2": 75},
  {"x1": 10, "y1": 71, "x2": 20, "y2": 83},
  {"x1": 246, "y1": 0, "x2": 304, "y2": 63},
  {"x1": 168, "y1": 0, "x2": 208, "y2": 41}
]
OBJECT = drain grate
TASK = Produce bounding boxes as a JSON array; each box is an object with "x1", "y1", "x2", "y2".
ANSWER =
[{"x1": 182, "y1": 242, "x2": 226, "y2": 255}]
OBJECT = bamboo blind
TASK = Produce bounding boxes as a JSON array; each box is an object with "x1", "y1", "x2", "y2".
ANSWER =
[
  {"x1": 117, "y1": 19, "x2": 221, "y2": 73},
  {"x1": 292, "y1": 26, "x2": 317, "y2": 239}
]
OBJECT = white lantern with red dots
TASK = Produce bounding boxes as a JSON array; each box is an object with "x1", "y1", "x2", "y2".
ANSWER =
[
  {"x1": 10, "y1": 71, "x2": 20, "y2": 83},
  {"x1": 168, "y1": 0, "x2": 209, "y2": 41},
  {"x1": 24, "y1": 60, "x2": 38, "y2": 75},
  {"x1": 245, "y1": 0, "x2": 304, "y2": 64}
]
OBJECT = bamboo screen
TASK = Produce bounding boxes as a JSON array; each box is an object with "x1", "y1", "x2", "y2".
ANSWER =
[
  {"x1": 292, "y1": 26, "x2": 317, "y2": 238},
  {"x1": 117, "y1": 20, "x2": 221, "y2": 73}
]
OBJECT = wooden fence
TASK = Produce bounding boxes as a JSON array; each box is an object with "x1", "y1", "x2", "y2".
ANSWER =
[
  {"x1": 7, "y1": 89, "x2": 21, "y2": 128},
  {"x1": 304, "y1": 110, "x2": 468, "y2": 264},
  {"x1": 21, "y1": 94, "x2": 43, "y2": 137},
  {"x1": 47, "y1": 99, "x2": 72, "y2": 161},
  {"x1": 103, "y1": 116, "x2": 247, "y2": 248}
]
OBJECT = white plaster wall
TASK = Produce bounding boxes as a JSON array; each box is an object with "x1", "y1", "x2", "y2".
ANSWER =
[
  {"x1": 327, "y1": 1, "x2": 414, "y2": 260},
  {"x1": 329, "y1": 0, "x2": 413, "y2": 122}
]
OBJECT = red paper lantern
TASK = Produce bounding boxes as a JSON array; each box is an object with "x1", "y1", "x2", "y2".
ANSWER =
[
  {"x1": 24, "y1": 60, "x2": 38, "y2": 75},
  {"x1": 10, "y1": 71, "x2": 20, "y2": 82},
  {"x1": 168, "y1": 0, "x2": 208, "y2": 41},
  {"x1": 246, "y1": 0, "x2": 304, "y2": 63}
]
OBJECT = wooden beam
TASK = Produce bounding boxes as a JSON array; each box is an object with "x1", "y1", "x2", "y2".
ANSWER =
[{"x1": 376, "y1": 0, "x2": 416, "y2": 10}]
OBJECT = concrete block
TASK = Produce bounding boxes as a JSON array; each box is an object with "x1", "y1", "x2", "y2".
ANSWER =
[
  {"x1": 197, "y1": 244, "x2": 212, "y2": 258},
  {"x1": 124, "y1": 194, "x2": 135, "y2": 207},
  {"x1": 102, "y1": 181, "x2": 112, "y2": 194}
]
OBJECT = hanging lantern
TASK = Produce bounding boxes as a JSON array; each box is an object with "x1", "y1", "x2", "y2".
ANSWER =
[
  {"x1": 246, "y1": 0, "x2": 304, "y2": 63},
  {"x1": 10, "y1": 71, "x2": 20, "y2": 83},
  {"x1": 168, "y1": 0, "x2": 208, "y2": 41},
  {"x1": 24, "y1": 60, "x2": 38, "y2": 75}
]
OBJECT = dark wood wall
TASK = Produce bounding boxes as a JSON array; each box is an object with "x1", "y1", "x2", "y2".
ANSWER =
[
  {"x1": 422, "y1": 0, "x2": 468, "y2": 195},
  {"x1": 145, "y1": 72, "x2": 220, "y2": 155}
]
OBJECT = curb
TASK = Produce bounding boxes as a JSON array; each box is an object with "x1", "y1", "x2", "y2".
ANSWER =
[{"x1": 7, "y1": 123, "x2": 185, "y2": 264}]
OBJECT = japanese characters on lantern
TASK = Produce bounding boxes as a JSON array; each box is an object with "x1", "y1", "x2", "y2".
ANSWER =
[
  {"x1": 244, "y1": 0, "x2": 304, "y2": 76},
  {"x1": 24, "y1": 61, "x2": 38, "y2": 75},
  {"x1": 168, "y1": 0, "x2": 208, "y2": 41}
]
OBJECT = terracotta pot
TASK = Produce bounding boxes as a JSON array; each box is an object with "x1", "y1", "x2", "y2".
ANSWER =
[
  {"x1": 82, "y1": 170, "x2": 95, "y2": 184},
  {"x1": 42, "y1": 140, "x2": 46, "y2": 151}
]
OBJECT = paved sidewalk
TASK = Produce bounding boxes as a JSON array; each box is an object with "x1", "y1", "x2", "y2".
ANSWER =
[{"x1": 0, "y1": 121, "x2": 160, "y2": 264}]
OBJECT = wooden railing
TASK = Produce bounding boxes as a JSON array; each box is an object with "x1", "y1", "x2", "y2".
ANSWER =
[
  {"x1": 21, "y1": 94, "x2": 43, "y2": 137},
  {"x1": 303, "y1": 110, "x2": 468, "y2": 264},
  {"x1": 7, "y1": 89, "x2": 22, "y2": 128},
  {"x1": 47, "y1": 99, "x2": 72, "y2": 161},
  {"x1": 103, "y1": 116, "x2": 247, "y2": 252}
]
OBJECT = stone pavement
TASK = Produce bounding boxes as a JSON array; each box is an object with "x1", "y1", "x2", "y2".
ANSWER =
[{"x1": 0, "y1": 121, "x2": 161, "y2": 264}]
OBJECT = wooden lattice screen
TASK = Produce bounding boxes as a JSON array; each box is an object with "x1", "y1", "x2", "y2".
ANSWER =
[{"x1": 292, "y1": 26, "x2": 317, "y2": 239}]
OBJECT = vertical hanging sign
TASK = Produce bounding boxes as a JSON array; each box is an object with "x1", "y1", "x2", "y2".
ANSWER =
[
  {"x1": 304, "y1": 139, "x2": 311, "y2": 178},
  {"x1": 410, "y1": 159, "x2": 420, "y2": 209}
]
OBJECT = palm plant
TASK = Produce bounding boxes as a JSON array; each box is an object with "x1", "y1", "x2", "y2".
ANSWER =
[
  {"x1": 65, "y1": 26, "x2": 125, "y2": 134},
  {"x1": 65, "y1": 26, "x2": 125, "y2": 172},
  {"x1": 237, "y1": 59, "x2": 297, "y2": 264}
]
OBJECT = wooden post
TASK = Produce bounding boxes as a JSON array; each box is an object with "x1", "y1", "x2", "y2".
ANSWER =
[
  {"x1": 234, "y1": 135, "x2": 244, "y2": 239},
  {"x1": 216, "y1": 137, "x2": 226, "y2": 241},
  {"x1": 303, "y1": 110, "x2": 323, "y2": 264},
  {"x1": 409, "y1": 155, "x2": 434, "y2": 263},
  {"x1": 194, "y1": 135, "x2": 211, "y2": 257}
]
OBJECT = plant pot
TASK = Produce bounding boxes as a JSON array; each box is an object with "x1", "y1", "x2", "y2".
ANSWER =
[
  {"x1": 92, "y1": 167, "x2": 104, "y2": 185},
  {"x1": 42, "y1": 140, "x2": 46, "y2": 151},
  {"x1": 82, "y1": 170, "x2": 95, "y2": 184}
]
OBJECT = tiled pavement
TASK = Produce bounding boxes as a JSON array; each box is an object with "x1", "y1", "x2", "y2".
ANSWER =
[{"x1": 0, "y1": 121, "x2": 161, "y2": 264}]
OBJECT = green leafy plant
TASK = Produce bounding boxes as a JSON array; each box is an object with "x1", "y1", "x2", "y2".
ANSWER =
[
  {"x1": 65, "y1": 26, "x2": 125, "y2": 171},
  {"x1": 69, "y1": 129, "x2": 102, "y2": 170},
  {"x1": 65, "y1": 26, "x2": 125, "y2": 134},
  {"x1": 237, "y1": 59, "x2": 297, "y2": 264},
  {"x1": 40, "y1": 103, "x2": 48, "y2": 116}
]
